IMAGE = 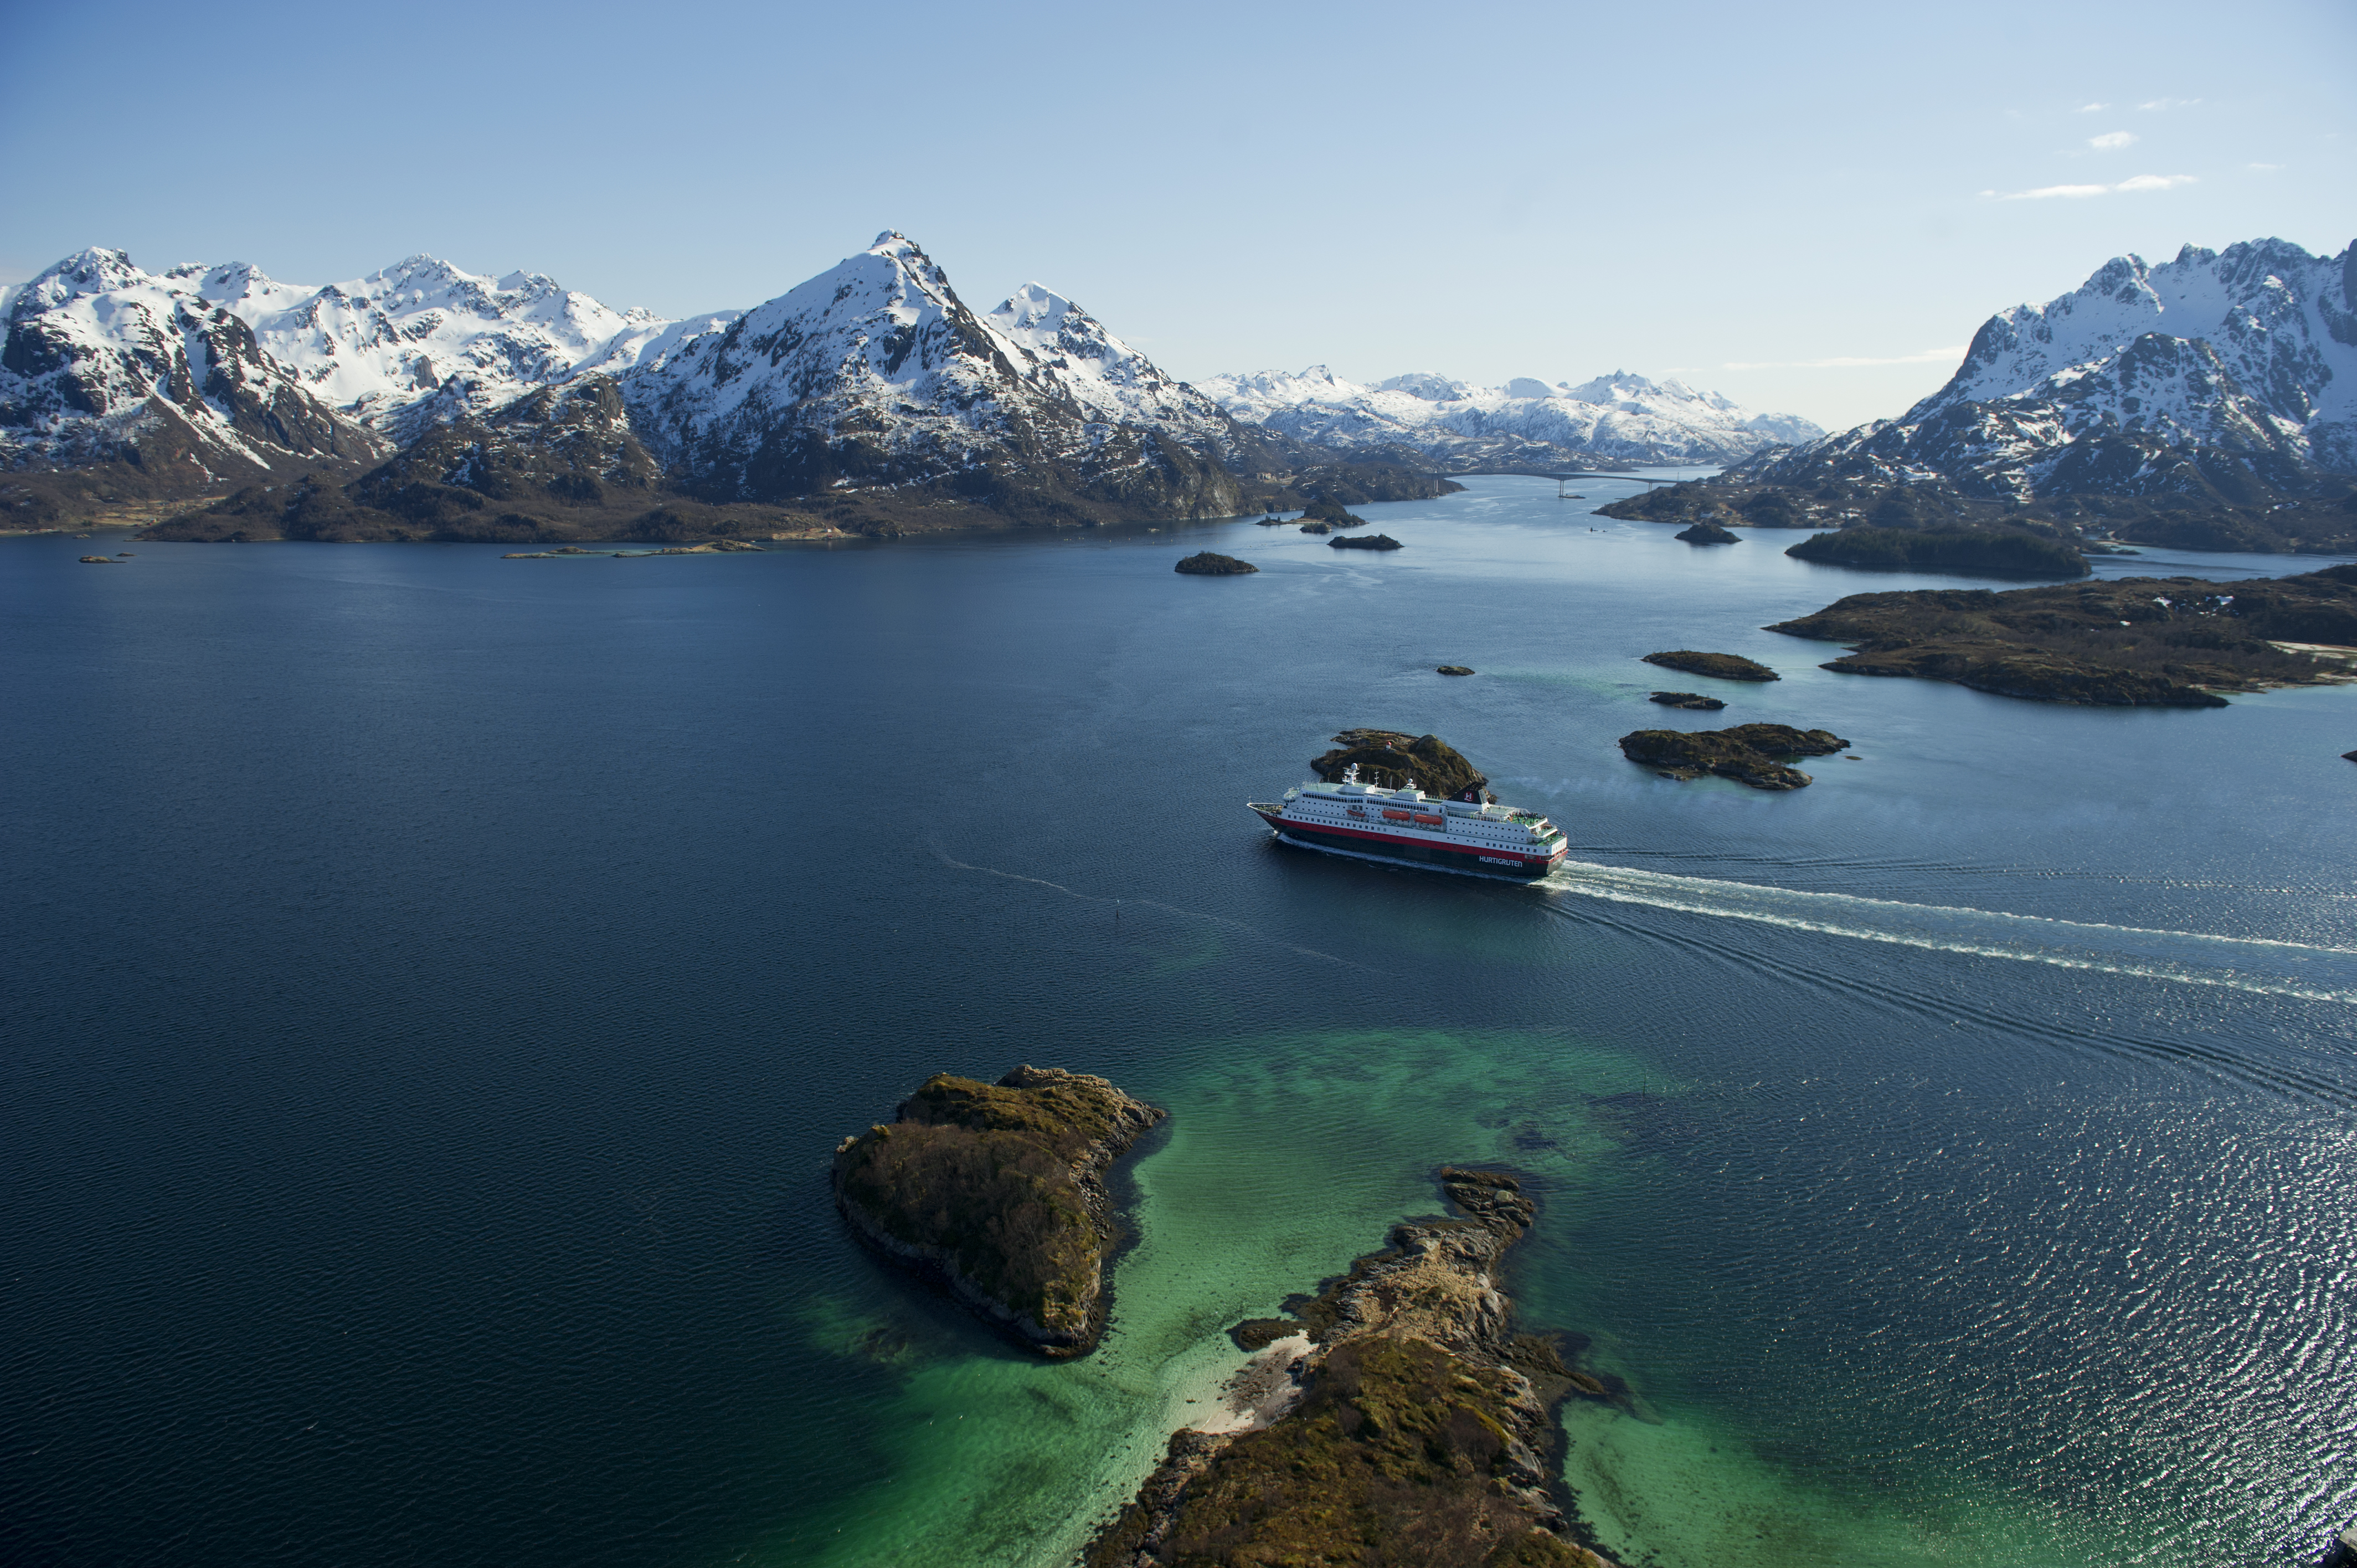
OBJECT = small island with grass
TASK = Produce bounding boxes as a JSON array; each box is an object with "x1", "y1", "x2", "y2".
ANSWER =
[
  {"x1": 1175, "y1": 551, "x2": 1258, "y2": 575},
  {"x1": 1641, "y1": 649, "x2": 1779, "y2": 682},
  {"x1": 832, "y1": 1066, "x2": 1165, "y2": 1359},
  {"x1": 1087, "y1": 1168, "x2": 1618, "y2": 1568}
]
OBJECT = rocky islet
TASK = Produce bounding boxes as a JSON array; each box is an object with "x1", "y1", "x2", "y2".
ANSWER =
[
  {"x1": 1087, "y1": 1168, "x2": 1617, "y2": 1568},
  {"x1": 831, "y1": 1066, "x2": 1165, "y2": 1359}
]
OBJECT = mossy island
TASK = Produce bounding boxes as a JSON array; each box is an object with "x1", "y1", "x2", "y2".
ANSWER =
[
  {"x1": 1330, "y1": 533, "x2": 1404, "y2": 551},
  {"x1": 831, "y1": 1066, "x2": 1165, "y2": 1359},
  {"x1": 1647, "y1": 691, "x2": 1725, "y2": 710},
  {"x1": 1175, "y1": 551, "x2": 1258, "y2": 576},
  {"x1": 1641, "y1": 649, "x2": 1779, "y2": 682},
  {"x1": 1618, "y1": 724, "x2": 1850, "y2": 790},
  {"x1": 1301, "y1": 497, "x2": 1370, "y2": 528},
  {"x1": 1784, "y1": 525, "x2": 2088, "y2": 580},
  {"x1": 1311, "y1": 730, "x2": 1489, "y2": 801},
  {"x1": 1767, "y1": 564, "x2": 2357, "y2": 706},
  {"x1": 1088, "y1": 1168, "x2": 1619, "y2": 1568},
  {"x1": 1674, "y1": 520, "x2": 1738, "y2": 545}
]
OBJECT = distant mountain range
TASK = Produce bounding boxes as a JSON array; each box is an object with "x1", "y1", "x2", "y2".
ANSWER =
[
  {"x1": 1738, "y1": 238, "x2": 2356, "y2": 503},
  {"x1": 6, "y1": 232, "x2": 2351, "y2": 550},
  {"x1": 0, "y1": 235, "x2": 1447, "y2": 540},
  {"x1": 1202, "y1": 366, "x2": 1824, "y2": 468}
]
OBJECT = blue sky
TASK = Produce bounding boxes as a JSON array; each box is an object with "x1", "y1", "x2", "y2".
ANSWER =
[{"x1": 2, "y1": 0, "x2": 2349, "y2": 428}]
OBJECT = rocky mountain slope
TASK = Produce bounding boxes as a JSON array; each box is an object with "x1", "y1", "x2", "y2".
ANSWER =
[
  {"x1": 622, "y1": 232, "x2": 1282, "y2": 523},
  {"x1": 195, "y1": 254, "x2": 737, "y2": 442},
  {"x1": 1737, "y1": 238, "x2": 2356, "y2": 502},
  {"x1": 1203, "y1": 365, "x2": 1822, "y2": 468},
  {"x1": 13, "y1": 233, "x2": 1461, "y2": 540},
  {"x1": 1, "y1": 248, "x2": 387, "y2": 487}
]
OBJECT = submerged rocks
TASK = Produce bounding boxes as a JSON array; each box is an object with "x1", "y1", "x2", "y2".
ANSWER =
[
  {"x1": 1675, "y1": 520, "x2": 1740, "y2": 545},
  {"x1": 1176, "y1": 551, "x2": 1259, "y2": 575},
  {"x1": 1641, "y1": 649, "x2": 1779, "y2": 682},
  {"x1": 76, "y1": 555, "x2": 116, "y2": 564},
  {"x1": 1648, "y1": 691, "x2": 1726, "y2": 710},
  {"x1": 1617, "y1": 723, "x2": 1850, "y2": 790},
  {"x1": 1437, "y1": 664, "x2": 1476, "y2": 676},
  {"x1": 1329, "y1": 533, "x2": 1403, "y2": 551},
  {"x1": 1310, "y1": 729, "x2": 1488, "y2": 800},
  {"x1": 832, "y1": 1066, "x2": 1166, "y2": 1358},
  {"x1": 1088, "y1": 1168, "x2": 1617, "y2": 1568}
]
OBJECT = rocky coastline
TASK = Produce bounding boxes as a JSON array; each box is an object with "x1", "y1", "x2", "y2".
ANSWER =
[
  {"x1": 831, "y1": 1066, "x2": 1165, "y2": 1359},
  {"x1": 1086, "y1": 1169, "x2": 1617, "y2": 1568},
  {"x1": 1767, "y1": 564, "x2": 2357, "y2": 706}
]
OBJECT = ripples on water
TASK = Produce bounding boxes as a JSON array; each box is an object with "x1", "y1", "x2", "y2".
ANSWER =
[{"x1": 4, "y1": 479, "x2": 2354, "y2": 1567}]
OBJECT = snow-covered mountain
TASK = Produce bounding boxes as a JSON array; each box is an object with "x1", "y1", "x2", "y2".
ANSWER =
[
  {"x1": 1741, "y1": 238, "x2": 2357, "y2": 500},
  {"x1": 1, "y1": 246, "x2": 737, "y2": 481},
  {"x1": 624, "y1": 233, "x2": 1249, "y2": 518},
  {"x1": 193, "y1": 255, "x2": 735, "y2": 441},
  {"x1": 0, "y1": 248, "x2": 385, "y2": 478},
  {"x1": 1202, "y1": 365, "x2": 1823, "y2": 468}
]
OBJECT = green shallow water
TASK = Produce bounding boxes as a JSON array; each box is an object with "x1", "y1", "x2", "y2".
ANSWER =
[{"x1": 792, "y1": 1030, "x2": 1661, "y2": 1567}]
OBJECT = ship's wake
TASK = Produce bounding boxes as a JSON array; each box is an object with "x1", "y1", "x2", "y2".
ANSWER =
[{"x1": 1537, "y1": 859, "x2": 2357, "y2": 1005}]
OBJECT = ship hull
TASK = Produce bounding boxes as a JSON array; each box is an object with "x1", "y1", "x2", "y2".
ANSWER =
[{"x1": 1250, "y1": 807, "x2": 1561, "y2": 879}]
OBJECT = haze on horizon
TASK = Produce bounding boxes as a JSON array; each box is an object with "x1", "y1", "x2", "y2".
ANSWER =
[{"x1": 2, "y1": 0, "x2": 2349, "y2": 432}]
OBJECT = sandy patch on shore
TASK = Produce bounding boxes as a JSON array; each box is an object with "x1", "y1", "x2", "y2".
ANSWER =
[{"x1": 1185, "y1": 1333, "x2": 1311, "y2": 1435}]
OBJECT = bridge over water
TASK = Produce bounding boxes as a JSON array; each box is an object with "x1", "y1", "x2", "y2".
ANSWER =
[{"x1": 1551, "y1": 472, "x2": 1679, "y2": 497}]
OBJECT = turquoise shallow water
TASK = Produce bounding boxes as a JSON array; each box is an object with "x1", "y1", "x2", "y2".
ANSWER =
[{"x1": 4, "y1": 477, "x2": 2355, "y2": 1566}]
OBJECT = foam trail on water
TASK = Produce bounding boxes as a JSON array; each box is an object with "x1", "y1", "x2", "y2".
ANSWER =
[{"x1": 1541, "y1": 859, "x2": 2357, "y2": 1005}]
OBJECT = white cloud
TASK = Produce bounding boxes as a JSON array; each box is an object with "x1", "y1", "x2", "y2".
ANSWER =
[
  {"x1": 1724, "y1": 347, "x2": 1967, "y2": 371},
  {"x1": 1992, "y1": 173, "x2": 2195, "y2": 199},
  {"x1": 2088, "y1": 130, "x2": 2137, "y2": 149},
  {"x1": 2075, "y1": 102, "x2": 2109, "y2": 113},
  {"x1": 2002, "y1": 183, "x2": 2111, "y2": 200},
  {"x1": 2138, "y1": 97, "x2": 2200, "y2": 111}
]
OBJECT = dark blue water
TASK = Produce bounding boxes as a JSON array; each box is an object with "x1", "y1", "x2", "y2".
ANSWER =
[{"x1": 6, "y1": 479, "x2": 2354, "y2": 1566}]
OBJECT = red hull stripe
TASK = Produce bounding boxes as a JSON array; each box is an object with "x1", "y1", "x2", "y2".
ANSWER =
[{"x1": 1253, "y1": 811, "x2": 1558, "y2": 866}]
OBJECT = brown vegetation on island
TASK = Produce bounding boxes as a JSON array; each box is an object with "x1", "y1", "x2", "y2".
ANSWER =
[
  {"x1": 832, "y1": 1066, "x2": 1164, "y2": 1358},
  {"x1": 1617, "y1": 724, "x2": 1850, "y2": 790},
  {"x1": 1088, "y1": 1169, "x2": 1619, "y2": 1568},
  {"x1": 1175, "y1": 552, "x2": 1258, "y2": 575},
  {"x1": 1766, "y1": 564, "x2": 2357, "y2": 706},
  {"x1": 1310, "y1": 731, "x2": 1490, "y2": 801},
  {"x1": 1640, "y1": 649, "x2": 1779, "y2": 682}
]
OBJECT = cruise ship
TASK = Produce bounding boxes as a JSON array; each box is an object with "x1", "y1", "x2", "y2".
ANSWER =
[{"x1": 1248, "y1": 766, "x2": 1568, "y2": 878}]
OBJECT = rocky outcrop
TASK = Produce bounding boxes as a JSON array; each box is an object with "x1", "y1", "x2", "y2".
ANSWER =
[
  {"x1": 1437, "y1": 665, "x2": 1476, "y2": 676},
  {"x1": 1640, "y1": 649, "x2": 1779, "y2": 682},
  {"x1": 1088, "y1": 1169, "x2": 1618, "y2": 1568},
  {"x1": 1647, "y1": 691, "x2": 1724, "y2": 710},
  {"x1": 1617, "y1": 724, "x2": 1850, "y2": 789},
  {"x1": 1766, "y1": 564, "x2": 2357, "y2": 705},
  {"x1": 1175, "y1": 551, "x2": 1258, "y2": 575},
  {"x1": 1310, "y1": 730, "x2": 1489, "y2": 801},
  {"x1": 1329, "y1": 533, "x2": 1403, "y2": 551},
  {"x1": 1674, "y1": 520, "x2": 1738, "y2": 545},
  {"x1": 832, "y1": 1066, "x2": 1164, "y2": 1359}
]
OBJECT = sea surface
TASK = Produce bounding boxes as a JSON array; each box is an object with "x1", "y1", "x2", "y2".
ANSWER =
[{"x1": 6, "y1": 477, "x2": 2355, "y2": 1567}]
